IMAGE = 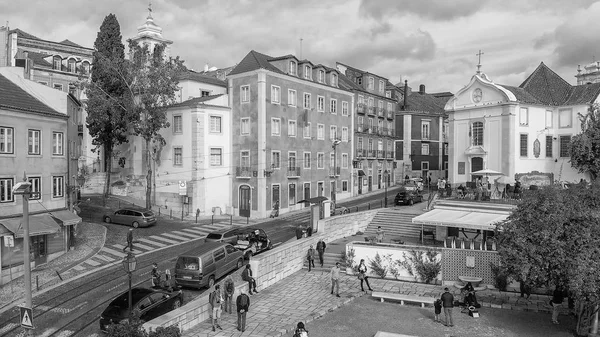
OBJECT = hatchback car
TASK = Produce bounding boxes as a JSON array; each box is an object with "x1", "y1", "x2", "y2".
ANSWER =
[
  {"x1": 394, "y1": 186, "x2": 424, "y2": 205},
  {"x1": 103, "y1": 207, "x2": 157, "y2": 228},
  {"x1": 99, "y1": 287, "x2": 183, "y2": 331},
  {"x1": 204, "y1": 228, "x2": 239, "y2": 245}
]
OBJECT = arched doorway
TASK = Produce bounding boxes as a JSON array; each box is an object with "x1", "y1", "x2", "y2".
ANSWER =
[{"x1": 239, "y1": 185, "x2": 251, "y2": 217}]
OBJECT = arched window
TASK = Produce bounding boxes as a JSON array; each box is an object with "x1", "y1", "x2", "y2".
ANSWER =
[
  {"x1": 82, "y1": 61, "x2": 90, "y2": 75},
  {"x1": 53, "y1": 56, "x2": 62, "y2": 70},
  {"x1": 472, "y1": 121, "x2": 484, "y2": 146},
  {"x1": 68, "y1": 59, "x2": 76, "y2": 73}
]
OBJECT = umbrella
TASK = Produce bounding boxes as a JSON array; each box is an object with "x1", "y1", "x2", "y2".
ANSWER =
[
  {"x1": 296, "y1": 196, "x2": 328, "y2": 204},
  {"x1": 409, "y1": 177, "x2": 423, "y2": 182},
  {"x1": 494, "y1": 176, "x2": 515, "y2": 185},
  {"x1": 471, "y1": 169, "x2": 504, "y2": 177}
]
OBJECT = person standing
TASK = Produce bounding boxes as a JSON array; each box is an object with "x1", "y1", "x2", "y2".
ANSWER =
[
  {"x1": 376, "y1": 226, "x2": 385, "y2": 243},
  {"x1": 441, "y1": 287, "x2": 455, "y2": 327},
  {"x1": 224, "y1": 275, "x2": 235, "y2": 314},
  {"x1": 330, "y1": 262, "x2": 341, "y2": 297},
  {"x1": 236, "y1": 288, "x2": 250, "y2": 332},
  {"x1": 296, "y1": 225, "x2": 303, "y2": 240},
  {"x1": 241, "y1": 264, "x2": 258, "y2": 295},
  {"x1": 357, "y1": 259, "x2": 373, "y2": 292},
  {"x1": 151, "y1": 262, "x2": 160, "y2": 288},
  {"x1": 316, "y1": 239, "x2": 327, "y2": 267},
  {"x1": 306, "y1": 245, "x2": 316, "y2": 271},
  {"x1": 434, "y1": 298, "x2": 442, "y2": 323},
  {"x1": 123, "y1": 228, "x2": 134, "y2": 252},
  {"x1": 209, "y1": 284, "x2": 223, "y2": 331},
  {"x1": 551, "y1": 286, "x2": 565, "y2": 324},
  {"x1": 294, "y1": 322, "x2": 309, "y2": 337}
]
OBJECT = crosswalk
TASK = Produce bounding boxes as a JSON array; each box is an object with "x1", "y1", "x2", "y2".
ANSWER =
[{"x1": 68, "y1": 222, "x2": 236, "y2": 274}]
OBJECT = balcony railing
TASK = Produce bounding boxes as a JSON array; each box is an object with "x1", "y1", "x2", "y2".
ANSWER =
[
  {"x1": 329, "y1": 166, "x2": 341, "y2": 177},
  {"x1": 377, "y1": 150, "x2": 384, "y2": 158},
  {"x1": 387, "y1": 111, "x2": 393, "y2": 119},
  {"x1": 388, "y1": 129, "x2": 395, "y2": 137},
  {"x1": 371, "y1": 126, "x2": 378, "y2": 134},
  {"x1": 380, "y1": 127, "x2": 387, "y2": 135},
  {"x1": 367, "y1": 107, "x2": 376, "y2": 116},
  {"x1": 387, "y1": 151, "x2": 394, "y2": 159},
  {"x1": 287, "y1": 166, "x2": 301, "y2": 178},
  {"x1": 356, "y1": 149, "x2": 366, "y2": 157},
  {"x1": 378, "y1": 108, "x2": 385, "y2": 117},
  {"x1": 357, "y1": 103, "x2": 365, "y2": 114},
  {"x1": 367, "y1": 150, "x2": 376, "y2": 158},
  {"x1": 236, "y1": 166, "x2": 252, "y2": 178}
]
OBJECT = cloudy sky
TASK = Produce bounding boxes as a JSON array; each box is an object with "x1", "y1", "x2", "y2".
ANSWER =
[{"x1": 3, "y1": 0, "x2": 600, "y2": 93}]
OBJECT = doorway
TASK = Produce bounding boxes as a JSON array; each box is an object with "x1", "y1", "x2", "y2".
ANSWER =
[
  {"x1": 303, "y1": 183, "x2": 311, "y2": 207},
  {"x1": 32, "y1": 235, "x2": 47, "y2": 266},
  {"x1": 368, "y1": 176, "x2": 372, "y2": 192},
  {"x1": 272, "y1": 185, "x2": 280, "y2": 209},
  {"x1": 239, "y1": 185, "x2": 251, "y2": 217},
  {"x1": 317, "y1": 182, "x2": 324, "y2": 196},
  {"x1": 358, "y1": 177, "x2": 363, "y2": 194}
]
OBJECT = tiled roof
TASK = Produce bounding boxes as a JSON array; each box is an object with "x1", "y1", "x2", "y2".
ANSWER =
[
  {"x1": 178, "y1": 70, "x2": 227, "y2": 87},
  {"x1": 500, "y1": 85, "x2": 544, "y2": 105},
  {"x1": 59, "y1": 39, "x2": 82, "y2": 48},
  {"x1": 18, "y1": 49, "x2": 52, "y2": 67},
  {"x1": 9, "y1": 28, "x2": 39, "y2": 40},
  {"x1": 430, "y1": 92, "x2": 453, "y2": 98},
  {"x1": 9, "y1": 28, "x2": 91, "y2": 50},
  {"x1": 564, "y1": 82, "x2": 600, "y2": 106},
  {"x1": 404, "y1": 92, "x2": 450, "y2": 114},
  {"x1": 0, "y1": 73, "x2": 64, "y2": 117},
  {"x1": 228, "y1": 50, "x2": 284, "y2": 76},
  {"x1": 338, "y1": 72, "x2": 363, "y2": 92},
  {"x1": 519, "y1": 62, "x2": 572, "y2": 105},
  {"x1": 268, "y1": 54, "x2": 297, "y2": 62},
  {"x1": 170, "y1": 94, "x2": 225, "y2": 108}
]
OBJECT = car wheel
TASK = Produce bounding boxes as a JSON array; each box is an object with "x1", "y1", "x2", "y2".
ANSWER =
[
  {"x1": 208, "y1": 276, "x2": 215, "y2": 288},
  {"x1": 236, "y1": 258, "x2": 243, "y2": 269},
  {"x1": 104, "y1": 216, "x2": 111, "y2": 224},
  {"x1": 267, "y1": 242, "x2": 273, "y2": 250},
  {"x1": 132, "y1": 221, "x2": 140, "y2": 228},
  {"x1": 172, "y1": 299, "x2": 182, "y2": 310}
]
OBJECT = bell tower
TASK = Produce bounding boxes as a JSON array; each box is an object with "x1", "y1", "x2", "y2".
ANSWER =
[{"x1": 128, "y1": 2, "x2": 173, "y2": 58}]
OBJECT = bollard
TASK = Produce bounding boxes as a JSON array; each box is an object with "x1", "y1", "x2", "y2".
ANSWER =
[
  {"x1": 36, "y1": 275, "x2": 39, "y2": 291},
  {"x1": 211, "y1": 215, "x2": 214, "y2": 225},
  {"x1": 247, "y1": 216, "x2": 249, "y2": 224},
  {"x1": 195, "y1": 213, "x2": 198, "y2": 224},
  {"x1": 158, "y1": 208, "x2": 161, "y2": 216},
  {"x1": 170, "y1": 209, "x2": 172, "y2": 219},
  {"x1": 368, "y1": 203, "x2": 371, "y2": 210},
  {"x1": 230, "y1": 215, "x2": 232, "y2": 226}
]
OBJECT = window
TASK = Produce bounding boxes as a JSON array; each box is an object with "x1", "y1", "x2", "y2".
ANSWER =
[
  {"x1": 240, "y1": 118, "x2": 250, "y2": 135},
  {"x1": 520, "y1": 134, "x2": 528, "y2": 157},
  {"x1": 368, "y1": 118, "x2": 374, "y2": 133},
  {"x1": 53, "y1": 83, "x2": 63, "y2": 91},
  {"x1": 0, "y1": 127, "x2": 14, "y2": 154},
  {"x1": 378, "y1": 100, "x2": 383, "y2": 110},
  {"x1": 172, "y1": 147, "x2": 183, "y2": 166},
  {"x1": 331, "y1": 74, "x2": 338, "y2": 87},
  {"x1": 288, "y1": 89, "x2": 297, "y2": 106},
  {"x1": 173, "y1": 115, "x2": 182, "y2": 133},
  {"x1": 289, "y1": 61, "x2": 297, "y2": 75},
  {"x1": 38, "y1": 81, "x2": 48, "y2": 86},
  {"x1": 303, "y1": 152, "x2": 311, "y2": 169},
  {"x1": 559, "y1": 109, "x2": 572, "y2": 128},
  {"x1": 319, "y1": 70, "x2": 325, "y2": 83},
  {"x1": 241, "y1": 150, "x2": 250, "y2": 168},
  {"x1": 68, "y1": 59, "x2": 76, "y2": 73},
  {"x1": 421, "y1": 162, "x2": 429, "y2": 170},
  {"x1": 52, "y1": 176, "x2": 64, "y2": 197},
  {"x1": 379, "y1": 80, "x2": 384, "y2": 93},
  {"x1": 358, "y1": 116, "x2": 364, "y2": 129},
  {"x1": 52, "y1": 132, "x2": 64, "y2": 155},
  {"x1": 329, "y1": 153, "x2": 335, "y2": 168},
  {"x1": 304, "y1": 65, "x2": 311, "y2": 79},
  {"x1": 385, "y1": 91, "x2": 391, "y2": 98},
  {"x1": 342, "y1": 153, "x2": 348, "y2": 168},
  {"x1": 303, "y1": 93, "x2": 311, "y2": 109},
  {"x1": 368, "y1": 77, "x2": 374, "y2": 90},
  {"x1": 560, "y1": 136, "x2": 571, "y2": 157},
  {"x1": 210, "y1": 148, "x2": 223, "y2": 166},
  {"x1": 317, "y1": 153, "x2": 324, "y2": 169},
  {"x1": 357, "y1": 137, "x2": 363, "y2": 150},
  {"x1": 368, "y1": 97, "x2": 374, "y2": 107},
  {"x1": 82, "y1": 61, "x2": 90, "y2": 75},
  {"x1": 288, "y1": 152, "x2": 297, "y2": 169},
  {"x1": 357, "y1": 77, "x2": 363, "y2": 85},
  {"x1": 271, "y1": 151, "x2": 281, "y2": 169},
  {"x1": 53, "y1": 56, "x2": 61, "y2": 70},
  {"x1": 201, "y1": 90, "x2": 211, "y2": 97},
  {"x1": 444, "y1": 143, "x2": 448, "y2": 155},
  {"x1": 472, "y1": 121, "x2": 483, "y2": 146},
  {"x1": 288, "y1": 120, "x2": 297, "y2": 137},
  {"x1": 317, "y1": 124, "x2": 324, "y2": 140},
  {"x1": 271, "y1": 118, "x2": 281, "y2": 136},
  {"x1": 28, "y1": 177, "x2": 41, "y2": 200},
  {"x1": 545, "y1": 110, "x2": 553, "y2": 128},
  {"x1": 342, "y1": 101, "x2": 349, "y2": 116},
  {"x1": 330, "y1": 99, "x2": 337, "y2": 114},
  {"x1": 209, "y1": 116, "x2": 222, "y2": 133},
  {"x1": 421, "y1": 144, "x2": 429, "y2": 155},
  {"x1": 421, "y1": 121, "x2": 430, "y2": 140},
  {"x1": 545, "y1": 135, "x2": 553, "y2": 157},
  {"x1": 342, "y1": 180, "x2": 348, "y2": 192},
  {"x1": 368, "y1": 139, "x2": 373, "y2": 151},
  {"x1": 271, "y1": 85, "x2": 280, "y2": 104},
  {"x1": 288, "y1": 183, "x2": 296, "y2": 205},
  {"x1": 387, "y1": 102, "x2": 392, "y2": 112},
  {"x1": 519, "y1": 107, "x2": 529, "y2": 126},
  {"x1": 329, "y1": 126, "x2": 338, "y2": 140},
  {"x1": 303, "y1": 122, "x2": 311, "y2": 138},
  {"x1": 317, "y1": 96, "x2": 325, "y2": 112},
  {"x1": 241, "y1": 85, "x2": 250, "y2": 103},
  {"x1": 342, "y1": 127, "x2": 348, "y2": 142},
  {"x1": 0, "y1": 178, "x2": 14, "y2": 202},
  {"x1": 28, "y1": 129, "x2": 40, "y2": 155}
]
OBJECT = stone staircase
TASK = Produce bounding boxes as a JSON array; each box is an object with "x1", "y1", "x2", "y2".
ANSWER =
[
  {"x1": 301, "y1": 251, "x2": 345, "y2": 273},
  {"x1": 363, "y1": 208, "x2": 436, "y2": 242}
]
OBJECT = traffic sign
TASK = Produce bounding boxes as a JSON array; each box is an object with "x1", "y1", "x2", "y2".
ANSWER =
[
  {"x1": 19, "y1": 306, "x2": 33, "y2": 329},
  {"x1": 178, "y1": 180, "x2": 187, "y2": 196},
  {"x1": 4, "y1": 236, "x2": 14, "y2": 248}
]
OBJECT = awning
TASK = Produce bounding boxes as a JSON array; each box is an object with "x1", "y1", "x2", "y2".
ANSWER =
[
  {"x1": 0, "y1": 213, "x2": 62, "y2": 238},
  {"x1": 412, "y1": 208, "x2": 509, "y2": 231},
  {"x1": 358, "y1": 170, "x2": 366, "y2": 177},
  {"x1": 51, "y1": 210, "x2": 82, "y2": 226}
]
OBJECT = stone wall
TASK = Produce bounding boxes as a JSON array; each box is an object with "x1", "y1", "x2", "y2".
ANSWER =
[{"x1": 143, "y1": 210, "x2": 378, "y2": 333}]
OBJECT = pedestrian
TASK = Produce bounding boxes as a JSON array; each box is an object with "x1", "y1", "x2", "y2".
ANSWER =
[
  {"x1": 123, "y1": 228, "x2": 134, "y2": 252},
  {"x1": 428, "y1": 173, "x2": 432, "y2": 187},
  {"x1": 357, "y1": 259, "x2": 373, "y2": 292},
  {"x1": 151, "y1": 262, "x2": 160, "y2": 288},
  {"x1": 551, "y1": 286, "x2": 564, "y2": 324},
  {"x1": 293, "y1": 321, "x2": 309, "y2": 337},
  {"x1": 306, "y1": 245, "x2": 316, "y2": 271},
  {"x1": 164, "y1": 269, "x2": 172, "y2": 291},
  {"x1": 434, "y1": 298, "x2": 442, "y2": 323},
  {"x1": 209, "y1": 284, "x2": 223, "y2": 331},
  {"x1": 241, "y1": 264, "x2": 258, "y2": 295},
  {"x1": 236, "y1": 288, "x2": 250, "y2": 332},
  {"x1": 330, "y1": 262, "x2": 341, "y2": 297},
  {"x1": 316, "y1": 239, "x2": 327, "y2": 267},
  {"x1": 376, "y1": 226, "x2": 385, "y2": 243},
  {"x1": 441, "y1": 287, "x2": 454, "y2": 327},
  {"x1": 296, "y1": 225, "x2": 303, "y2": 240},
  {"x1": 224, "y1": 275, "x2": 235, "y2": 314}
]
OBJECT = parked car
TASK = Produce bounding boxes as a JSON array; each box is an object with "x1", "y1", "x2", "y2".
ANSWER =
[
  {"x1": 99, "y1": 287, "x2": 183, "y2": 331},
  {"x1": 204, "y1": 228, "x2": 239, "y2": 245},
  {"x1": 231, "y1": 228, "x2": 273, "y2": 259},
  {"x1": 174, "y1": 242, "x2": 244, "y2": 289},
  {"x1": 330, "y1": 202, "x2": 349, "y2": 216},
  {"x1": 103, "y1": 207, "x2": 157, "y2": 228},
  {"x1": 394, "y1": 186, "x2": 424, "y2": 206}
]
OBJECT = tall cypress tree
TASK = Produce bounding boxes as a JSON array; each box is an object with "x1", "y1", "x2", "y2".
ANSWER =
[{"x1": 85, "y1": 14, "x2": 131, "y2": 199}]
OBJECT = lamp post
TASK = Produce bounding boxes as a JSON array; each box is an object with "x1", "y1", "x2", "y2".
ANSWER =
[
  {"x1": 122, "y1": 252, "x2": 137, "y2": 319},
  {"x1": 332, "y1": 139, "x2": 342, "y2": 206},
  {"x1": 384, "y1": 170, "x2": 389, "y2": 207}
]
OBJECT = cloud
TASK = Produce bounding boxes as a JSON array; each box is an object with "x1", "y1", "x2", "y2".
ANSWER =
[{"x1": 359, "y1": 0, "x2": 490, "y2": 20}]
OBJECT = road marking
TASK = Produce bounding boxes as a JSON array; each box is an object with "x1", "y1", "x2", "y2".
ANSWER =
[
  {"x1": 93, "y1": 254, "x2": 116, "y2": 262},
  {"x1": 107, "y1": 282, "x2": 125, "y2": 293},
  {"x1": 138, "y1": 238, "x2": 167, "y2": 247},
  {"x1": 73, "y1": 264, "x2": 85, "y2": 271},
  {"x1": 83, "y1": 259, "x2": 101, "y2": 267},
  {"x1": 161, "y1": 233, "x2": 191, "y2": 241},
  {"x1": 0, "y1": 322, "x2": 17, "y2": 335},
  {"x1": 182, "y1": 228, "x2": 209, "y2": 235},
  {"x1": 111, "y1": 244, "x2": 144, "y2": 254},
  {"x1": 171, "y1": 230, "x2": 201, "y2": 239},
  {"x1": 149, "y1": 235, "x2": 179, "y2": 245},
  {"x1": 101, "y1": 246, "x2": 127, "y2": 258}
]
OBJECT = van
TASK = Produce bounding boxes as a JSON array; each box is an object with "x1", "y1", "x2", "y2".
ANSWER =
[{"x1": 174, "y1": 242, "x2": 244, "y2": 289}]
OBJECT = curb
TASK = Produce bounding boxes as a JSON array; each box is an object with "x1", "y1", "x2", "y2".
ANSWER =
[{"x1": 59, "y1": 223, "x2": 107, "y2": 274}]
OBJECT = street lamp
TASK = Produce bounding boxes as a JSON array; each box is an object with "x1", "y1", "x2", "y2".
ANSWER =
[
  {"x1": 384, "y1": 170, "x2": 389, "y2": 207},
  {"x1": 332, "y1": 139, "x2": 342, "y2": 206},
  {"x1": 122, "y1": 252, "x2": 137, "y2": 319}
]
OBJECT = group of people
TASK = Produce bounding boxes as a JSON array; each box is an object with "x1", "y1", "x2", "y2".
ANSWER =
[
  {"x1": 306, "y1": 239, "x2": 327, "y2": 271},
  {"x1": 433, "y1": 283, "x2": 481, "y2": 327}
]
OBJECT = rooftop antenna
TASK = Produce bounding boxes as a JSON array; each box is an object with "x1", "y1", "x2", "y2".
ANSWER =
[
  {"x1": 476, "y1": 50, "x2": 484, "y2": 74},
  {"x1": 299, "y1": 37, "x2": 303, "y2": 59}
]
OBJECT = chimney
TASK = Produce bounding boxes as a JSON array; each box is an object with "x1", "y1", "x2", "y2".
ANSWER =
[
  {"x1": 419, "y1": 84, "x2": 425, "y2": 94},
  {"x1": 403, "y1": 80, "x2": 408, "y2": 110},
  {"x1": 204, "y1": 63, "x2": 209, "y2": 72}
]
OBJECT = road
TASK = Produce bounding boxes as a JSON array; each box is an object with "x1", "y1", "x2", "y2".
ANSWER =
[{"x1": 0, "y1": 186, "x2": 404, "y2": 336}]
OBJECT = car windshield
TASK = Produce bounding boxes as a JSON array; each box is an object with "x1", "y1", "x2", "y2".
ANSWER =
[
  {"x1": 143, "y1": 211, "x2": 154, "y2": 217},
  {"x1": 206, "y1": 233, "x2": 222, "y2": 240}
]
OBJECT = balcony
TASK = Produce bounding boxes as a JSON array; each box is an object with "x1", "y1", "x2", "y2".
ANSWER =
[
  {"x1": 356, "y1": 149, "x2": 366, "y2": 157},
  {"x1": 380, "y1": 127, "x2": 387, "y2": 135},
  {"x1": 388, "y1": 129, "x2": 395, "y2": 137},
  {"x1": 287, "y1": 166, "x2": 301, "y2": 178},
  {"x1": 357, "y1": 103, "x2": 366, "y2": 114},
  {"x1": 236, "y1": 166, "x2": 253, "y2": 179},
  {"x1": 378, "y1": 108, "x2": 385, "y2": 117},
  {"x1": 329, "y1": 166, "x2": 341, "y2": 177},
  {"x1": 387, "y1": 151, "x2": 394, "y2": 159},
  {"x1": 377, "y1": 150, "x2": 384, "y2": 158},
  {"x1": 367, "y1": 150, "x2": 376, "y2": 158},
  {"x1": 371, "y1": 126, "x2": 378, "y2": 134},
  {"x1": 367, "y1": 107, "x2": 376, "y2": 116},
  {"x1": 78, "y1": 124, "x2": 83, "y2": 134},
  {"x1": 387, "y1": 111, "x2": 394, "y2": 119}
]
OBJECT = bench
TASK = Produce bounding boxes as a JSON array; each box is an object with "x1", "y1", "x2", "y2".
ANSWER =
[
  {"x1": 374, "y1": 332, "x2": 419, "y2": 337},
  {"x1": 372, "y1": 291, "x2": 435, "y2": 308}
]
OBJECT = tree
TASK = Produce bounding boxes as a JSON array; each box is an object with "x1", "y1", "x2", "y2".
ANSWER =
[
  {"x1": 85, "y1": 14, "x2": 131, "y2": 199},
  {"x1": 570, "y1": 103, "x2": 600, "y2": 181}
]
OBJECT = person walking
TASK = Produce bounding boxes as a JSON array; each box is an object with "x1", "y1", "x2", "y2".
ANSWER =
[
  {"x1": 209, "y1": 284, "x2": 223, "y2": 331},
  {"x1": 236, "y1": 288, "x2": 250, "y2": 332},
  {"x1": 293, "y1": 321, "x2": 309, "y2": 337},
  {"x1": 376, "y1": 226, "x2": 385, "y2": 243},
  {"x1": 151, "y1": 262, "x2": 160, "y2": 288},
  {"x1": 123, "y1": 228, "x2": 134, "y2": 252},
  {"x1": 330, "y1": 262, "x2": 341, "y2": 297},
  {"x1": 241, "y1": 264, "x2": 258, "y2": 295},
  {"x1": 306, "y1": 245, "x2": 316, "y2": 271},
  {"x1": 441, "y1": 287, "x2": 455, "y2": 327},
  {"x1": 224, "y1": 275, "x2": 235, "y2": 314},
  {"x1": 357, "y1": 259, "x2": 373, "y2": 292},
  {"x1": 316, "y1": 239, "x2": 327, "y2": 267},
  {"x1": 551, "y1": 286, "x2": 565, "y2": 324}
]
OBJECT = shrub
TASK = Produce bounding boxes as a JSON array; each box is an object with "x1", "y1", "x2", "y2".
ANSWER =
[
  {"x1": 398, "y1": 249, "x2": 441, "y2": 284},
  {"x1": 383, "y1": 254, "x2": 400, "y2": 279},
  {"x1": 368, "y1": 252, "x2": 388, "y2": 278},
  {"x1": 343, "y1": 248, "x2": 356, "y2": 270},
  {"x1": 490, "y1": 263, "x2": 509, "y2": 291}
]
